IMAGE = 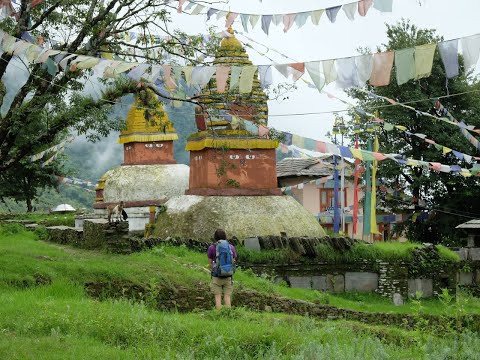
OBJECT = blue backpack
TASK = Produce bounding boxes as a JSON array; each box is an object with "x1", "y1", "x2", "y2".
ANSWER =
[{"x1": 212, "y1": 240, "x2": 235, "y2": 277}]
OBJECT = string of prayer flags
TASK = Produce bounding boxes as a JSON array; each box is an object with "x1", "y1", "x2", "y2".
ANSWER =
[
  {"x1": 381, "y1": 120, "x2": 480, "y2": 162},
  {"x1": 59, "y1": 176, "x2": 96, "y2": 188},
  {"x1": 434, "y1": 100, "x2": 480, "y2": 153},
  {"x1": 281, "y1": 175, "x2": 333, "y2": 194},
  {"x1": 278, "y1": 129, "x2": 480, "y2": 177},
  {"x1": 29, "y1": 137, "x2": 73, "y2": 163},
  {"x1": 180, "y1": 0, "x2": 395, "y2": 34},
  {"x1": 3, "y1": 25, "x2": 480, "y2": 102},
  {"x1": 362, "y1": 90, "x2": 478, "y2": 133}
]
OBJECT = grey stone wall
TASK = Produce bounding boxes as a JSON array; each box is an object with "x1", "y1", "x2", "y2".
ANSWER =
[
  {"x1": 408, "y1": 279, "x2": 433, "y2": 298},
  {"x1": 345, "y1": 272, "x2": 379, "y2": 292},
  {"x1": 376, "y1": 261, "x2": 408, "y2": 298}
]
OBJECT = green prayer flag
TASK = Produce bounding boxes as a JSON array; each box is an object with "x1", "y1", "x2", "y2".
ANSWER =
[
  {"x1": 363, "y1": 140, "x2": 372, "y2": 236},
  {"x1": 229, "y1": 66, "x2": 242, "y2": 91},
  {"x1": 415, "y1": 43, "x2": 436, "y2": 79},
  {"x1": 360, "y1": 150, "x2": 376, "y2": 161},
  {"x1": 383, "y1": 122, "x2": 394, "y2": 131},
  {"x1": 239, "y1": 66, "x2": 257, "y2": 94},
  {"x1": 395, "y1": 48, "x2": 415, "y2": 85}
]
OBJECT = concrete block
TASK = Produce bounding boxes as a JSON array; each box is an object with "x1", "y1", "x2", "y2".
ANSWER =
[
  {"x1": 408, "y1": 278, "x2": 433, "y2": 298},
  {"x1": 289, "y1": 276, "x2": 312, "y2": 289},
  {"x1": 455, "y1": 248, "x2": 469, "y2": 261},
  {"x1": 244, "y1": 237, "x2": 261, "y2": 252},
  {"x1": 475, "y1": 270, "x2": 480, "y2": 285},
  {"x1": 311, "y1": 276, "x2": 327, "y2": 291},
  {"x1": 345, "y1": 272, "x2": 378, "y2": 292},
  {"x1": 326, "y1": 274, "x2": 345, "y2": 293},
  {"x1": 469, "y1": 248, "x2": 480, "y2": 261},
  {"x1": 458, "y1": 272, "x2": 474, "y2": 285}
]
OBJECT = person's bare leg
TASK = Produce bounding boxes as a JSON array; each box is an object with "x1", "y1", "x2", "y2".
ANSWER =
[
  {"x1": 215, "y1": 294, "x2": 222, "y2": 309},
  {"x1": 224, "y1": 294, "x2": 231, "y2": 308}
]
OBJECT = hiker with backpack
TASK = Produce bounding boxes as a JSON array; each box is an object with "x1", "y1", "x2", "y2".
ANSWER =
[{"x1": 207, "y1": 229, "x2": 237, "y2": 310}]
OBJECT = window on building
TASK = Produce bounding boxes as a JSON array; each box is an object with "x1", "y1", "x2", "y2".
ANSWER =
[{"x1": 319, "y1": 188, "x2": 346, "y2": 213}]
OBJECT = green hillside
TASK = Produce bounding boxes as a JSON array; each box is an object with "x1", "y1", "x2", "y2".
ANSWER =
[{"x1": 1, "y1": 222, "x2": 480, "y2": 359}]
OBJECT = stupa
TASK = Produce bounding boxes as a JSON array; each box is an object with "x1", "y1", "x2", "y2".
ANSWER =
[
  {"x1": 153, "y1": 28, "x2": 325, "y2": 241},
  {"x1": 92, "y1": 92, "x2": 190, "y2": 231}
]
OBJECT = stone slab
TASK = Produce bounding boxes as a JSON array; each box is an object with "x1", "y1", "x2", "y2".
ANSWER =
[
  {"x1": 455, "y1": 248, "x2": 469, "y2": 261},
  {"x1": 244, "y1": 237, "x2": 261, "y2": 252},
  {"x1": 325, "y1": 274, "x2": 345, "y2": 293},
  {"x1": 469, "y1": 248, "x2": 480, "y2": 261},
  {"x1": 289, "y1": 276, "x2": 312, "y2": 289},
  {"x1": 311, "y1": 276, "x2": 327, "y2": 291},
  {"x1": 345, "y1": 272, "x2": 378, "y2": 292},
  {"x1": 458, "y1": 272, "x2": 474, "y2": 285},
  {"x1": 408, "y1": 278, "x2": 433, "y2": 298}
]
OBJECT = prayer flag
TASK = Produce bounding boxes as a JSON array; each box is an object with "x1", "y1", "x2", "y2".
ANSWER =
[
  {"x1": 356, "y1": 54, "x2": 374, "y2": 86},
  {"x1": 358, "y1": 0, "x2": 373, "y2": 16},
  {"x1": 323, "y1": 60, "x2": 337, "y2": 84},
  {"x1": 461, "y1": 34, "x2": 480, "y2": 70},
  {"x1": 239, "y1": 66, "x2": 257, "y2": 93},
  {"x1": 215, "y1": 66, "x2": 230, "y2": 93},
  {"x1": 261, "y1": 15, "x2": 273, "y2": 35},
  {"x1": 370, "y1": 135, "x2": 380, "y2": 235},
  {"x1": 395, "y1": 48, "x2": 415, "y2": 85},
  {"x1": 342, "y1": 3, "x2": 357, "y2": 20},
  {"x1": 415, "y1": 44, "x2": 436, "y2": 79},
  {"x1": 306, "y1": 61, "x2": 325, "y2": 92},
  {"x1": 363, "y1": 139, "x2": 372, "y2": 236},
  {"x1": 311, "y1": 9, "x2": 324, "y2": 25},
  {"x1": 369, "y1": 51, "x2": 394, "y2": 86},
  {"x1": 373, "y1": 0, "x2": 393, "y2": 12},
  {"x1": 326, "y1": 6, "x2": 341, "y2": 23},
  {"x1": 438, "y1": 40, "x2": 459, "y2": 78},
  {"x1": 336, "y1": 57, "x2": 359, "y2": 89}
]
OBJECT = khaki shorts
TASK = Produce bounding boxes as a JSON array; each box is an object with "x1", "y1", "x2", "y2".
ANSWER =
[{"x1": 210, "y1": 276, "x2": 233, "y2": 296}]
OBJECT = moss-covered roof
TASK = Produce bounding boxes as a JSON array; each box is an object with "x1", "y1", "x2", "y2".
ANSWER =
[{"x1": 119, "y1": 94, "x2": 177, "y2": 144}]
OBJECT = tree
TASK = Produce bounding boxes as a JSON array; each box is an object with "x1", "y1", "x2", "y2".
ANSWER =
[
  {"x1": 0, "y1": 0, "x2": 213, "y2": 172},
  {"x1": 349, "y1": 20, "x2": 480, "y2": 244},
  {"x1": 0, "y1": 156, "x2": 65, "y2": 212}
]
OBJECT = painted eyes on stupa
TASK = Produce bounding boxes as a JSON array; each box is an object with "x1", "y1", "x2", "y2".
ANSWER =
[
  {"x1": 144, "y1": 143, "x2": 164, "y2": 148},
  {"x1": 229, "y1": 154, "x2": 256, "y2": 160}
]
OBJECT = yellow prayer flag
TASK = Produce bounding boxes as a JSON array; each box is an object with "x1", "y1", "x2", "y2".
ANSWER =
[{"x1": 370, "y1": 135, "x2": 380, "y2": 235}]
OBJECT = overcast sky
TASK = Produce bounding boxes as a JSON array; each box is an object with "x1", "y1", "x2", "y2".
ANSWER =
[{"x1": 168, "y1": 0, "x2": 480, "y2": 143}]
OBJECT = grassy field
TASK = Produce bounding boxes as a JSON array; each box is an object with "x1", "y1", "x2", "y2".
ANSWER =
[{"x1": 1, "y1": 222, "x2": 480, "y2": 359}]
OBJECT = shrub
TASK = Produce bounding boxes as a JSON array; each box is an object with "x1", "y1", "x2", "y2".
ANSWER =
[
  {"x1": 0, "y1": 223, "x2": 25, "y2": 236},
  {"x1": 33, "y1": 225, "x2": 49, "y2": 241}
]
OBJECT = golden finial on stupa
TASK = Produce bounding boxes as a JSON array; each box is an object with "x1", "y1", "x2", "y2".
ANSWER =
[{"x1": 220, "y1": 24, "x2": 242, "y2": 49}]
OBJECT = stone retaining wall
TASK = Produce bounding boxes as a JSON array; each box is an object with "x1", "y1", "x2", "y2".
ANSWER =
[
  {"x1": 84, "y1": 280, "x2": 480, "y2": 332},
  {"x1": 41, "y1": 223, "x2": 478, "y2": 299}
]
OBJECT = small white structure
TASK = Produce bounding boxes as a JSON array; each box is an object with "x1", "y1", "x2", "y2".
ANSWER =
[{"x1": 51, "y1": 203, "x2": 76, "y2": 213}]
